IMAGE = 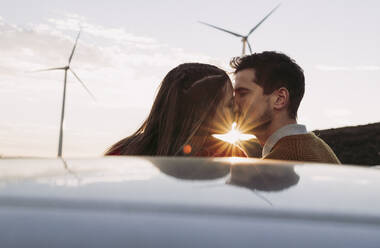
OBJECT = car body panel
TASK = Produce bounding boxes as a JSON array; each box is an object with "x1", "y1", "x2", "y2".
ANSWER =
[{"x1": 1, "y1": 157, "x2": 379, "y2": 247}]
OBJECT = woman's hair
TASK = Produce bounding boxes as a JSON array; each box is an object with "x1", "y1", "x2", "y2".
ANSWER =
[{"x1": 106, "y1": 63, "x2": 230, "y2": 156}]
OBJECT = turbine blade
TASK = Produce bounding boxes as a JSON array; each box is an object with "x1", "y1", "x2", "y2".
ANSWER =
[
  {"x1": 69, "y1": 68, "x2": 96, "y2": 102},
  {"x1": 29, "y1": 67, "x2": 67, "y2": 73},
  {"x1": 247, "y1": 41, "x2": 253, "y2": 54},
  {"x1": 247, "y1": 3, "x2": 281, "y2": 37},
  {"x1": 198, "y1": 21, "x2": 244, "y2": 38},
  {"x1": 68, "y1": 29, "x2": 81, "y2": 65}
]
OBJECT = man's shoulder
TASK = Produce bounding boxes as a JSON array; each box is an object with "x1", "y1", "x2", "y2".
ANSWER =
[
  {"x1": 275, "y1": 132, "x2": 337, "y2": 152},
  {"x1": 266, "y1": 132, "x2": 341, "y2": 164}
]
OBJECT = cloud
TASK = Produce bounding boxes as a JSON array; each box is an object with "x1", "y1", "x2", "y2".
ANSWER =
[
  {"x1": 324, "y1": 108, "x2": 352, "y2": 118},
  {"x1": 354, "y1": 65, "x2": 380, "y2": 71},
  {"x1": 0, "y1": 14, "x2": 225, "y2": 157},
  {"x1": 0, "y1": 14, "x2": 220, "y2": 101},
  {"x1": 316, "y1": 64, "x2": 380, "y2": 72},
  {"x1": 47, "y1": 15, "x2": 157, "y2": 44},
  {"x1": 323, "y1": 108, "x2": 355, "y2": 128},
  {"x1": 315, "y1": 65, "x2": 350, "y2": 71}
]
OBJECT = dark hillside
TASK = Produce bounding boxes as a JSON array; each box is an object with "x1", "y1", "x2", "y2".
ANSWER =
[{"x1": 314, "y1": 122, "x2": 380, "y2": 166}]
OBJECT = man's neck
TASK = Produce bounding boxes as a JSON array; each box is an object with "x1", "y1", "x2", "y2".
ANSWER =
[{"x1": 255, "y1": 118, "x2": 297, "y2": 146}]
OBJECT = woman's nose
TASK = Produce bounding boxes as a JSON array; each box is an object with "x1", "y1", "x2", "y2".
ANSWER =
[
  {"x1": 233, "y1": 99, "x2": 240, "y2": 115},
  {"x1": 233, "y1": 102, "x2": 240, "y2": 122}
]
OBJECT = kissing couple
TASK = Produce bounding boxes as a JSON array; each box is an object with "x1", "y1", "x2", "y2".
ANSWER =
[{"x1": 106, "y1": 51, "x2": 340, "y2": 164}]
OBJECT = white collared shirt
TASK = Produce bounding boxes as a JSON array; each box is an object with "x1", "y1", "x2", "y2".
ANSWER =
[{"x1": 262, "y1": 124, "x2": 308, "y2": 157}]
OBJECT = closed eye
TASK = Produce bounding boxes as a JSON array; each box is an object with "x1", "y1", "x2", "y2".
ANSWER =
[{"x1": 235, "y1": 88, "x2": 250, "y2": 97}]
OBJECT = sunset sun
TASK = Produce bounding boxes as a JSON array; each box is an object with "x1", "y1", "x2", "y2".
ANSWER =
[{"x1": 212, "y1": 122, "x2": 255, "y2": 144}]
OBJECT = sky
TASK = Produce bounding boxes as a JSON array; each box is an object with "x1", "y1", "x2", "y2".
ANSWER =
[{"x1": 0, "y1": 0, "x2": 379, "y2": 157}]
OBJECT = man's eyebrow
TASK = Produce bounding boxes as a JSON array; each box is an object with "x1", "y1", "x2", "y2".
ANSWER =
[{"x1": 234, "y1": 87, "x2": 250, "y2": 91}]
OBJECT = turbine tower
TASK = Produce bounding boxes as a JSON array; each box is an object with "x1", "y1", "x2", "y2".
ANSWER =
[
  {"x1": 34, "y1": 30, "x2": 96, "y2": 157},
  {"x1": 199, "y1": 3, "x2": 281, "y2": 55}
]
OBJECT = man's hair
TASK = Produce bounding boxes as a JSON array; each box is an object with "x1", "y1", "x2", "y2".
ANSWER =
[{"x1": 230, "y1": 51, "x2": 305, "y2": 119}]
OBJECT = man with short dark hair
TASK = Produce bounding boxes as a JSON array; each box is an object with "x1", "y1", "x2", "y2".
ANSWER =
[{"x1": 232, "y1": 51, "x2": 340, "y2": 164}]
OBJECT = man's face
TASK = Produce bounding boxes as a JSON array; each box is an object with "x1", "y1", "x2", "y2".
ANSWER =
[{"x1": 234, "y1": 69, "x2": 273, "y2": 134}]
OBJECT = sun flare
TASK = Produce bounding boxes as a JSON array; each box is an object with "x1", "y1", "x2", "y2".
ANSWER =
[{"x1": 212, "y1": 123, "x2": 256, "y2": 144}]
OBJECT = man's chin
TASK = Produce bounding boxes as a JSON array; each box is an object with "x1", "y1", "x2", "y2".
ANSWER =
[{"x1": 239, "y1": 118, "x2": 272, "y2": 135}]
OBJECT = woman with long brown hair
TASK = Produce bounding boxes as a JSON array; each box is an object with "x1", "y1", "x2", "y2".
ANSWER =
[{"x1": 105, "y1": 63, "x2": 246, "y2": 157}]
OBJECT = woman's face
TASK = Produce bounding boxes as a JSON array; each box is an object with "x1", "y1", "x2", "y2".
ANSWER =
[{"x1": 209, "y1": 80, "x2": 235, "y2": 134}]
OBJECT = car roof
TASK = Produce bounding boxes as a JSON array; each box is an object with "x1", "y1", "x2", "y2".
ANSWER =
[
  {"x1": 2, "y1": 157, "x2": 380, "y2": 247},
  {"x1": 1, "y1": 156, "x2": 380, "y2": 221}
]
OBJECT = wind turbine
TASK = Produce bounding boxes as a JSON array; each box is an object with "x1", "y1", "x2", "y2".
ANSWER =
[
  {"x1": 34, "y1": 30, "x2": 96, "y2": 157},
  {"x1": 199, "y1": 3, "x2": 281, "y2": 55}
]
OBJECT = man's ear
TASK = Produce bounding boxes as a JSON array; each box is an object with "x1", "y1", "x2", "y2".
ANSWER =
[{"x1": 272, "y1": 87, "x2": 289, "y2": 111}]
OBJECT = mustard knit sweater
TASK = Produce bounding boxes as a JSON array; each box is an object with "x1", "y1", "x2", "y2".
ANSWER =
[{"x1": 263, "y1": 132, "x2": 341, "y2": 164}]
